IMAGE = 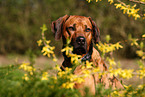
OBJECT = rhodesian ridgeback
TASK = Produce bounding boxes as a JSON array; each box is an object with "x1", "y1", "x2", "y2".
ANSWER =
[{"x1": 51, "y1": 15, "x2": 124, "y2": 95}]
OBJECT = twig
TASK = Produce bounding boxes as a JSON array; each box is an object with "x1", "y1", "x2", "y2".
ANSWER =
[
  {"x1": 117, "y1": 0, "x2": 127, "y2": 6},
  {"x1": 41, "y1": 31, "x2": 47, "y2": 46},
  {"x1": 129, "y1": 0, "x2": 145, "y2": 4}
]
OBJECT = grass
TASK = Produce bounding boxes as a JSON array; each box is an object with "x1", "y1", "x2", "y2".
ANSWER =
[
  {"x1": 0, "y1": 55, "x2": 144, "y2": 97},
  {"x1": 0, "y1": 55, "x2": 143, "y2": 86},
  {"x1": 0, "y1": 63, "x2": 81, "y2": 97},
  {"x1": 0, "y1": 64, "x2": 24, "y2": 81}
]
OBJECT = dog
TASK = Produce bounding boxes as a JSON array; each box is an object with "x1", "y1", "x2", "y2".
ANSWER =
[{"x1": 51, "y1": 15, "x2": 124, "y2": 95}]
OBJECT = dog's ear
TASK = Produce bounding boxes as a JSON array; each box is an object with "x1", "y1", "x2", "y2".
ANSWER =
[
  {"x1": 89, "y1": 17, "x2": 100, "y2": 44},
  {"x1": 51, "y1": 15, "x2": 69, "y2": 40}
]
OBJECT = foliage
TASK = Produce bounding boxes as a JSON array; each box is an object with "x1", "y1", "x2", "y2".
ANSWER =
[
  {"x1": 0, "y1": 0, "x2": 145, "y2": 58},
  {"x1": 0, "y1": 0, "x2": 145, "y2": 96},
  {"x1": 87, "y1": 0, "x2": 145, "y2": 20},
  {"x1": 1, "y1": 25, "x2": 145, "y2": 97}
]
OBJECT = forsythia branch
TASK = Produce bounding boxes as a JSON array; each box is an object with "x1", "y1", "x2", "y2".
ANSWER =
[{"x1": 129, "y1": 0, "x2": 145, "y2": 4}]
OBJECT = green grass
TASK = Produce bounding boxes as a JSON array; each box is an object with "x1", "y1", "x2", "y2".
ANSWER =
[
  {"x1": 0, "y1": 54, "x2": 144, "y2": 97},
  {"x1": 0, "y1": 63, "x2": 144, "y2": 97},
  {"x1": 0, "y1": 64, "x2": 81, "y2": 97},
  {"x1": 0, "y1": 65, "x2": 24, "y2": 97},
  {"x1": 0, "y1": 65, "x2": 24, "y2": 80}
]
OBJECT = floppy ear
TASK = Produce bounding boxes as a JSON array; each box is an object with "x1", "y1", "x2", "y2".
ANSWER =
[
  {"x1": 89, "y1": 17, "x2": 100, "y2": 44},
  {"x1": 51, "y1": 15, "x2": 69, "y2": 40}
]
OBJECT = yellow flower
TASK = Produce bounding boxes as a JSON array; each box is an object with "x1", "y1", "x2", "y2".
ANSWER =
[
  {"x1": 108, "y1": 0, "x2": 114, "y2": 4},
  {"x1": 68, "y1": 74, "x2": 76, "y2": 81},
  {"x1": 87, "y1": 0, "x2": 91, "y2": 3},
  {"x1": 37, "y1": 39, "x2": 42, "y2": 46},
  {"x1": 41, "y1": 45, "x2": 55, "y2": 57},
  {"x1": 86, "y1": 61, "x2": 93, "y2": 68},
  {"x1": 62, "y1": 82, "x2": 75, "y2": 89},
  {"x1": 119, "y1": 69, "x2": 134, "y2": 79},
  {"x1": 53, "y1": 58, "x2": 57, "y2": 62},
  {"x1": 97, "y1": 42, "x2": 123, "y2": 54},
  {"x1": 19, "y1": 63, "x2": 29, "y2": 69},
  {"x1": 114, "y1": 3, "x2": 140, "y2": 20},
  {"x1": 134, "y1": 14, "x2": 140, "y2": 20},
  {"x1": 123, "y1": 85, "x2": 132, "y2": 89},
  {"x1": 46, "y1": 40, "x2": 51, "y2": 44},
  {"x1": 142, "y1": 55, "x2": 145, "y2": 59},
  {"x1": 41, "y1": 72, "x2": 49, "y2": 80},
  {"x1": 108, "y1": 58, "x2": 116, "y2": 66},
  {"x1": 93, "y1": 67, "x2": 100, "y2": 72},
  {"x1": 40, "y1": 24, "x2": 47, "y2": 32},
  {"x1": 54, "y1": 65, "x2": 62, "y2": 71},
  {"x1": 83, "y1": 70, "x2": 91, "y2": 77},
  {"x1": 65, "y1": 67, "x2": 72, "y2": 72},
  {"x1": 115, "y1": 4, "x2": 122, "y2": 9},
  {"x1": 109, "y1": 68, "x2": 122, "y2": 77},
  {"x1": 136, "y1": 68, "x2": 145, "y2": 79},
  {"x1": 19, "y1": 63, "x2": 35, "y2": 74},
  {"x1": 22, "y1": 74, "x2": 29, "y2": 81},
  {"x1": 136, "y1": 50, "x2": 144, "y2": 57},
  {"x1": 61, "y1": 46, "x2": 73, "y2": 55},
  {"x1": 105, "y1": 35, "x2": 111, "y2": 43},
  {"x1": 137, "y1": 84, "x2": 144, "y2": 89},
  {"x1": 106, "y1": 44, "x2": 115, "y2": 53},
  {"x1": 111, "y1": 90, "x2": 121, "y2": 96},
  {"x1": 131, "y1": 39, "x2": 138, "y2": 46},
  {"x1": 58, "y1": 71, "x2": 66, "y2": 77},
  {"x1": 115, "y1": 42, "x2": 123, "y2": 49},
  {"x1": 69, "y1": 54, "x2": 81, "y2": 64},
  {"x1": 142, "y1": 34, "x2": 145, "y2": 38},
  {"x1": 143, "y1": 14, "x2": 145, "y2": 19},
  {"x1": 73, "y1": 77, "x2": 85, "y2": 83}
]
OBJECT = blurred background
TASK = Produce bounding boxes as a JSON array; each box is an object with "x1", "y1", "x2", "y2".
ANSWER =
[
  {"x1": 0, "y1": 0, "x2": 144, "y2": 59},
  {"x1": 0, "y1": 0, "x2": 145, "y2": 87}
]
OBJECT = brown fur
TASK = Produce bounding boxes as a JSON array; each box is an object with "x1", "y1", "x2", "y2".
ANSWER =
[{"x1": 51, "y1": 15, "x2": 124, "y2": 95}]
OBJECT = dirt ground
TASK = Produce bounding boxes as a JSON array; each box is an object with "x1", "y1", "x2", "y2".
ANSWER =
[
  {"x1": 0, "y1": 55, "x2": 63, "y2": 66},
  {"x1": 0, "y1": 54, "x2": 144, "y2": 86}
]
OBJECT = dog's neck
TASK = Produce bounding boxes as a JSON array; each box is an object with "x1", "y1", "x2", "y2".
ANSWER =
[
  {"x1": 61, "y1": 41, "x2": 93, "y2": 70},
  {"x1": 81, "y1": 42, "x2": 93, "y2": 62}
]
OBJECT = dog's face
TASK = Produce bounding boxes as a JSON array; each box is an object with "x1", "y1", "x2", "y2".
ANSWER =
[
  {"x1": 63, "y1": 16, "x2": 93, "y2": 55},
  {"x1": 51, "y1": 15, "x2": 100, "y2": 55}
]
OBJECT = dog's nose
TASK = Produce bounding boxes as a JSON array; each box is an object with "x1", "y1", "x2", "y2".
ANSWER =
[{"x1": 76, "y1": 36, "x2": 85, "y2": 45}]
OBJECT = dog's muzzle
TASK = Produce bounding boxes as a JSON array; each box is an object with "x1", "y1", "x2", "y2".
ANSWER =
[
  {"x1": 76, "y1": 36, "x2": 85, "y2": 46},
  {"x1": 73, "y1": 36, "x2": 87, "y2": 55}
]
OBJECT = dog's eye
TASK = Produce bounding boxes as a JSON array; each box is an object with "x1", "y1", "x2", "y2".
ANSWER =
[
  {"x1": 68, "y1": 27, "x2": 75, "y2": 31},
  {"x1": 85, "y1": 28, "x2": 91, "y2": 32}
]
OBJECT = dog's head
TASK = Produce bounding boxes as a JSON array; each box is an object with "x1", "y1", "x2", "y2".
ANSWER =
[{"x1": 51, "y1": 15, "x2": 100, "y2": 56}]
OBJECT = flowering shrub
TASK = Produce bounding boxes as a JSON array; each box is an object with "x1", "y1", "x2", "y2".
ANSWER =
[
  {"x1": 87, "y1": 0, "x2": 145, "y2": 20},
  {"x1": 0, "y1": 24, "x2": 144, "y2": 96},
  {"x1": 22, "y1": 25, "x2": 145, "y2": 96}
]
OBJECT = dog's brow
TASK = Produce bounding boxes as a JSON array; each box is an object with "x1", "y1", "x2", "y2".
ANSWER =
[
  {"x1": 85, "y1": 25, "x2": 87, "y2": 28},
  {"x1": 85, "y1": 25, "x2": 89, "y2": 29}
]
